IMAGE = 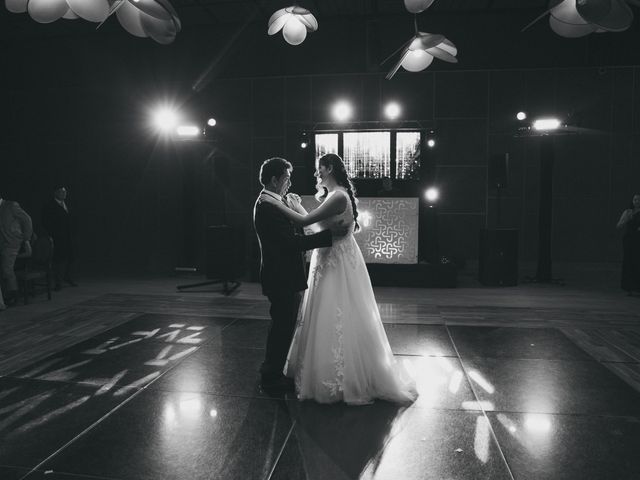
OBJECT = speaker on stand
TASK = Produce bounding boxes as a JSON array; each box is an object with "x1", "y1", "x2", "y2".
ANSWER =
[{"x1": 479, "y1": 153, "x2": 519, "y2": 286}]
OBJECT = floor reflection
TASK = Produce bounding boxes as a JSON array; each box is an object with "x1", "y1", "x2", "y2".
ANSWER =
[{"x1": 288, "y1": 400, "x2": 407, "y2": 479}]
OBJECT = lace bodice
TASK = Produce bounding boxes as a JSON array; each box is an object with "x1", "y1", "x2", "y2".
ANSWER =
[{"x1": 317, "y1": 189, "x2": 355, "y2": 239}]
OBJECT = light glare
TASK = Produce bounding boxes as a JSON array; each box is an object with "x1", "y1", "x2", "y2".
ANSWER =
[
  {"x1": 332, "y1": 101, "x2": 353, "y2": 122},
  {"x1": 176, "y1": 125, "x2": 200, "y2": 137},
  {"x1": 425, "y1": 187, "x2": 439, "y2": 202},
  {"x1": 154, "y1": 108, "x2": 178, "y2": 132},
  {"x1": 207, "y1": 118, "x2": 217, "y2": 127},
  {"x1": 384, "y1": 102, "x2": 401, "y2": 120},
  {"x1": 427, "y1": 138, "x2": 436, "y2": 148},
  {"x1": 516, "y1": 111, "x2": 527, "y2": 121},
  {"x1": 532, "y1": 118, "x2": 561, "y2": 131}
]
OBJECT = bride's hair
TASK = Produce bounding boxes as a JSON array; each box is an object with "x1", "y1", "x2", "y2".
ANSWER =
[{"x1": 316, "y1": 153, "x2": 360, "y2": 232}]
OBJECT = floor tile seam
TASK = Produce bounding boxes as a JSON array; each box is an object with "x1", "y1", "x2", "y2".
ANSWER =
[
  {"x1": 393, "y1": 353, "x2": 459, "y2": 358},
  {"x1": 561, "y1": 327, "x2": 640, "y2": 359},
  {"x1": 145, "y1": 387, "x2": 507, "y2": 412},
  {"x1": 265, "y1": 421, "x2": 297, "y2": 480},
  {"x1": 19, "y1": 384, "x2": 150, "y2": 479},
  {"x1": 17, "y1": 466, "x2": 124, "y2": 480},
  {"x1": 382, "y1": 321, "x2": 447, "y2": 326},
  {"x1": 480, "y1": 409, "x2": 640, "y2": 420},
  {"x1": 22, "y1": 333, "x2": 210, "y2": 478},
  {"x1": 443, "y1": 324, "x2": 517, "y2": 480},
  {"x1": 452, "y1": 355, "x2": 602, "y2": 363},
  {"x1": 600, "y1": 360, "x2": 640, "y2": 365}
]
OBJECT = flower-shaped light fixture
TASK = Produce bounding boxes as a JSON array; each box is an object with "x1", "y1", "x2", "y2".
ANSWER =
[
  {"x1": 4, "y1": 0, "x2": 182, "y2": 44},
  {"x1": 383, "y1": 1, "x2": 458, "y2": 79},
  {"x1": 268, "y1": 6, "x2": 318, "y2": 45},
  {"x1": 523, "y1": 0, "x2": 635, "y2": 38},
  {"x1": 384, "y1": 24, "x2": 457, "y2": 79},
  {"x1": 403, "y1": 0, "x2": 436, "y2": 14}
]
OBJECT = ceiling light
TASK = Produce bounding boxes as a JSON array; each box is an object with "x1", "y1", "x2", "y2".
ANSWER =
[
  {"x1": 386, "y1": 32, "x2": 458, "y2": 79},
  {"x1": 5, "y1": 0, "x2": 182, "y2": 44},
  {"x1": 384, "y1": 102, "x2": 401, "y2": 120},
  {"x1": 332, "y1": 101, "x2": 353, "y2": 123},
  {"x1": 523, "y1": 0, "x2": 634, "y2": 38},
  {"x1": 532, "y1": 118, "x2": 561, "y2": 131},
  {"x1": 176, "y1": 125, "x2": 200, "y2": 137},
  {"x1": 268, "y1": 6, "x2": 318, "y2": 46},
  {"x1": 425, "y1": 187, "x2": 439, "y2": 202}
]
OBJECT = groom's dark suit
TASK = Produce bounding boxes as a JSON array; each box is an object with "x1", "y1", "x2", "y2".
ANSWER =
[{"x1": 253, "y1": 192, "x2": 332, "y2": 382}]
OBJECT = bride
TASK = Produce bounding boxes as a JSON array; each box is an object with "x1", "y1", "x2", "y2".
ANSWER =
[{"x1": 262, "y1": 153, "x2": 418, "y2": 405}]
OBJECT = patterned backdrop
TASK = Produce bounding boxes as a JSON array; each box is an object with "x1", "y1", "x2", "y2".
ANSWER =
[{"x1": 301, "y1": 196, "x2": 419, "y2": 264}]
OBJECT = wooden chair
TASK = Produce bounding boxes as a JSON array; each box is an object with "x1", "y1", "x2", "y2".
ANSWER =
[{"x1": 15, "y1": 236, "x2": 53, "y2": 304}]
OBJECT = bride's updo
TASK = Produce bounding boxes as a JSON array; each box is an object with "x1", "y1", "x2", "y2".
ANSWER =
[{"x1": 317, "y1": 153, "x2": 360, "y2": 232}]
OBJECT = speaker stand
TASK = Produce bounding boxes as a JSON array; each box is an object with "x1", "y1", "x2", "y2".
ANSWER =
[
  {"x1": 525, "y1": 136, "x2": 564, "y2": 286},
  {"x1": 177, "y1": 279, "x2": 240, "y2": 295}
]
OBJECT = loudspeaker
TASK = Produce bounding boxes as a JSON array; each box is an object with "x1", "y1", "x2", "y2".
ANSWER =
[
  {"x1": 488, "y1": 153, "x2": 509, "y2": 189},
  {"x1": 205, "y1": 225, "x2": 244, "y2": 280},
  {"x1": 478, "y1": 228, "x2": 518, "y2": 286}
]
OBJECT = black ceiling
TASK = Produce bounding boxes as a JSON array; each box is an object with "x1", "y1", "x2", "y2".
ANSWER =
[{"x1": 172, "y1": 0, "x2": 549, "y2": 25}]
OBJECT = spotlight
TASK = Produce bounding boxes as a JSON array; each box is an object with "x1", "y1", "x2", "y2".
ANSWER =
[
  {"x1": 427, "y1": 138, "x2": 436, "y2": 148},
  {"x1": 207, "y1": 118, "x2": 217, "y2": 127},
  {"x1": 153, "y1": 107, "x2": 178, "y2": 132},
  {"x1": 516, "y1": 111, "x2": 527, "y2": 121},
  {"x1": 384, "y1": 102, "x2": 401, "y2": 120},
  {"x1": 532, "y1": 117, "x2": 561, "y2": 131},
  {"x1": 300, "y1": 132, "x2": 308, "y2": 149},
  {"x1": 176, "y1": 125, "x2": 200, "y2": 137},
  {"x1": 332, "y1": 100, "x2": 353, "y2": 123},
  {"x1": 425, "y1": 187, "x2": 439, "y2": 203}
]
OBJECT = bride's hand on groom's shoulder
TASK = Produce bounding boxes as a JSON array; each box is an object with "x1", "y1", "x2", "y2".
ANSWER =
[{"x1": 285, "y1": 193, "x2": 301, "y2": 206}]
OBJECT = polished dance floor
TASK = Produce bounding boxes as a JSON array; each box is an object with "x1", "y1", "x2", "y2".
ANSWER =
[{"x1": 0, "y1": 276, "x2": 639, "y2": 480}]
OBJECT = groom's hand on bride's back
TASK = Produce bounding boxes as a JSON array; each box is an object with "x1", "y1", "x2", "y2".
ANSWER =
[{"x1": 332, "y1": 220, "x2": 350, "y2": 239}]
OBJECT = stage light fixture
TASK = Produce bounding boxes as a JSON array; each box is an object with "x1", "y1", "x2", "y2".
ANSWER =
[
  {"x1": 532, "y1": 118, "x2": 561, "y2": 131},
  {"x1": 384, "y1": 102, "x2": 401, "y2": 120},
  {"x1": 176, "y1": 125, "x2": 200, "y2": 137},
  {"x1": 332, "y1": 100, "x2": 353, "y2": 123},
  {"x1": 299, "y1": 132, "x2": 308, "y2": 149},
  {"x1": 425, "y1": 187, "x2": 439, "y2": 203},
  {"x1": 207, "y1": 118, "x2": 217, "y2": 127},
  {"x1": 154, "y1": 107, "x2": 179, "y2": 132},
  {"x1": 516, "y1": 111, "x2": 527, "y2": 121},
  {"x1": 427, "y1": 138, "x2": 436, "y2": 148}
]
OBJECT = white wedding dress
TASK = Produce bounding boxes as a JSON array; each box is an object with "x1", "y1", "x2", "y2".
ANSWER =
[{"x1": 284, "y1": 189, "x2": 418, "y2": 405}]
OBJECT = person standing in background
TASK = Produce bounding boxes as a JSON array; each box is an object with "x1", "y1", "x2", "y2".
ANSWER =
[
  {"x1": 0, "y1": 195, "x2": 33, "y2": 306},
  {"x1": 616, "y1": 193, "x2": 640, "y2": 295},
  {"x1": 42, "y1": 186, "x2": 77, "y2": 290}
]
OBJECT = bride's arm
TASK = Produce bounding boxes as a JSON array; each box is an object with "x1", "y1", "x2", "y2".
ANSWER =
[
  {"x1": 284, "y1": 194, "x2": 308, "y2": 215},
  {"x1": 264, "y1": 193, "x2": 347, "y2": 226}
]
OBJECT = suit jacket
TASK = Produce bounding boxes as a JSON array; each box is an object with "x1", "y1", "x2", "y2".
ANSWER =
[
  {"x1": 42, "y1": 199, "x2": 73, "y2": 258},
  {"x1": 253, "y1": 193, "x2": 331, "y2": 296},
  {"x1": 0, "y1": 199, "x2": 33, "y2": 248}
]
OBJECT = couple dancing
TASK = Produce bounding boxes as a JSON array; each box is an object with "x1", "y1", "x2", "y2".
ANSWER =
[{"x1": 253, "y1": 153, "x2": 417, "y2": 405}]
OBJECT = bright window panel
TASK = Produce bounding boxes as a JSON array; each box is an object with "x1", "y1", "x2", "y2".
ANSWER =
[
  {"x1": 343, "y1": 131, "x2": 391, "y2": 179},
  {"x1": 396, "y1": 131, "x2": 421, "y2": 179},
  {"x1": 314, "y1": 133, "x2": 339, "y2": 169}
]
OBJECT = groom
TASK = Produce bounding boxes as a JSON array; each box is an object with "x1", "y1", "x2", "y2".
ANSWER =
[{"x1": 253, "y1": 157, "x2": 332, "y2": 393}]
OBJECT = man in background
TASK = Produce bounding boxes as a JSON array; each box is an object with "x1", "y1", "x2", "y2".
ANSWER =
[
  {"x1": 0, "y1": 195, "x2": 33, "y2": 306},
  {"x1": 42, "y1": 186, "x2": 77, "y2": 290}
]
